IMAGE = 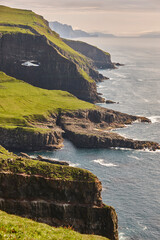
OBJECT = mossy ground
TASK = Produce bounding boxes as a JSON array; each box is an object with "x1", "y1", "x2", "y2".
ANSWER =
[
  {"x1": 0, "y1": 210, "x2": 109, "y2": 240},
  {"x1": 0, "y1": 71, "x2": 94, "y2": 130},
  {"x1": 0, "y1": 5, "x2": 93, "y2": 82},
  {"x1": 0, "y1": 145, "x2": 97, "y2": 181}
]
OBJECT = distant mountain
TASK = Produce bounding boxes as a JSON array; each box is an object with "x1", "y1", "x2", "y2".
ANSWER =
[
  {"x1": 49, "y1": 21, "x2": 92, "y2": 38},
  {"x1": 49, "y1": 21, "x2": 115, "y2": 38},
  {"x1": 139, "y1": 32, "x2": 160, "y2": 38}
]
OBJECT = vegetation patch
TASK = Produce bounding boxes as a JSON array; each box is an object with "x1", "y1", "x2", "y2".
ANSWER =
[
  {"x1": 0, "y1": 210, "x2": 109, "y2": 240},
  {"x1": 0, "y1": 146, "x2": 97, "y2": 181},
  {"x1": 0, "y1": 71, "x2": 94, "y2": 129},
  {"x1": 0, "y1": 5, "x2": 93, "y2": 82}
]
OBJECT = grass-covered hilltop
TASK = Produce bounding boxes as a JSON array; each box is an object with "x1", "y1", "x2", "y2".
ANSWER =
[
  {"x1": 0, "y1": 5, "x2": 112, "y2": 103},
  {"x1": 0, "y1": 71, "x2": 94, "y2": 128}
]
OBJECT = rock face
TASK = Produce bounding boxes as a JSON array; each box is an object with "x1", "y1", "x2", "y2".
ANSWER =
[
  {"x1": 0, "y1": 33, "x2": 103, "y2": 103},
  {"x1": 0, "y1": 108, "x2": 159, "y2": 151},
  {"x1": 0, "y1": 126, "x2": 63, "y2": 151},
  {"x1": 0, "y1": 171, "x2": 118, "y2": 240},
  {"x1": 59, "y1": 109, "x2": 159, "y2": 150},
  {"x1": 63, "y1": 39, "x2": 115, "y2": 69}
]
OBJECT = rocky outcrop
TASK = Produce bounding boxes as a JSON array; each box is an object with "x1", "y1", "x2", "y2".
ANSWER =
[
  {"x1": 59, "y1": 109, "x2": 160, "y2": 150},
  {"x1": 0, "y1": 33, "x2": 103, "y2": 103},
  {"x1": 0, "y1": 108, "x2": 159, "y2": 151},
  {"x1": 0, "y1": 126, "x2": 63, "y2": 151},
  {"x1": 0, "y1": 170, "x2": 118, "y2": 240},
  {"x1": 63, "y1": 39, "x2": 115, "y2": 69}
]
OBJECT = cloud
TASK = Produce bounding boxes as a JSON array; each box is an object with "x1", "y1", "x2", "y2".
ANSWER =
[{"x1": 0, "y1": 0, "x2": 160, "y2": 12}]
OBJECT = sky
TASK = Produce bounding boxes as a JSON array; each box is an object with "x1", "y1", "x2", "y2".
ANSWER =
[{"x1": 0, "y1": 0, "x2": 160, "y2": 35}]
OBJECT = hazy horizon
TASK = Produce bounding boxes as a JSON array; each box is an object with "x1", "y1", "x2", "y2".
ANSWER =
[{"x1": 0, "y1": 0, "x2": 160, "y2": 36}]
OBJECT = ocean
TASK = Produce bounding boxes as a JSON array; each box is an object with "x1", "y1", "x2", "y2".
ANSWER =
[{"x1": 28, "y1": 37, "x2": 160, "y2": 240}]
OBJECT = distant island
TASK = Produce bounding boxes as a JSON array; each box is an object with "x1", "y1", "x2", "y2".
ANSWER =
[
  {"x1": 49, "y1": 21, "x2": 116, "y2": 38},
  {"x1": 138, "y1": 31, "x2": 160, "y2": 38},
  {"x1": 49, "y1": 22, "x2": 160, "y2": 39}
]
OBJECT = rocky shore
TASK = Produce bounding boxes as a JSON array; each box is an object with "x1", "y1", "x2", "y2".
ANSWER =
[{"x1": 0, "y1": 108, "x2": 159, "y2": 152}]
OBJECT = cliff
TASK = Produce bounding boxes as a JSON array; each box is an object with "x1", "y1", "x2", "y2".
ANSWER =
[
  {"x1": 63, "y1": 39, "x2": 115, "y2": 69},
  {"x1": 0, "y1": 210, "x2": 110, "y2": 240},
  {"x1": 0, "y1": 33, "x2": 102, "y2": 102},
  {"x1": 0, "y1": 71, "x2": 159, "y2": 151},
  {"x1": 0, "y1": 5, "x2": 106, "y2": 103},
  {"x1": 0, "y1": 146, "x2": 118, "y2": 240}
]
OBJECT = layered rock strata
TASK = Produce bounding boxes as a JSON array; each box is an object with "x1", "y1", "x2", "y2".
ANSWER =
[
  {"x1": 59, "y1": 109, "x2": 159, "y2": 150},
  {"x1": 63, "y1": 39, "x2": 115, "y2": 69},
  {"x1": 0, "y1": 33, "x2": 103, "y2": 103},
  {"x1": 0, "y1": 126, "x2": 63, "y2": 151},
  {"x1": 0, "y1": 108, "x2": 159, "y2": 151},
  {"x1": 0, "y1": 169, "x2": 118, "y2": 240}
]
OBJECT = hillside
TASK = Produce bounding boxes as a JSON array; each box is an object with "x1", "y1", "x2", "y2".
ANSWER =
[
  {"x1": 63, "y1": 39, "x2": 115, "y2": 69},
  {"x1": 0, "y1": 210, "x2": 110, "y2": 240},
  {"x1": 0, "y1": 71, "x2": 93, "y2": 127},
  {"x1": 0, "y1": 5, "x2": 105, "y2": 102},
  {"x1": 0, "y1": 145, "x2": 118, "y2": 240}
]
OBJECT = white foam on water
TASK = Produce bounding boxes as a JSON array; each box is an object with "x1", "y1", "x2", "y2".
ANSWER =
[
  {"x1": 67, "y1": 161, "x2": 80, "y2": 167},
  {"x1": 22, "y1": 61, "x2": 40, "y2": 67},
  {"x1": 93, "y1": 159, "x2": 118, "y2": 167},
  {"x1": 143, "y1": 98, "x2": 149, "y2": 103},
  {"x1": 138, "y1": 221, "x2": 148, "y2": 231},
  {"x1": 102, "y1": 187, "x2": 107, "y2": 192},
  {"x1": 128, "y1": 155, "x2": 141, "y2": 161},
  {"x1": 148, "y1": 116, "x2": 160, "y2": 123},
  {"x1": 119, "y1": 232, "x2": 128, "y2": 240},
  {"x1": 114, "y1": 72, "x2": 127, "y2": 79},
  {"x1": 137, "y1": 78, "x2": 144, "y2": 82}
]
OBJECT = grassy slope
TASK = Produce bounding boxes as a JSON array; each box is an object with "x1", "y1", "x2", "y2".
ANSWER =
[
  {"x1": 0, "y1": 210, "x2": 109, "y2": 240},
  {"x1": 0, "y1": 72, "x2": 94, "y2": 128},
  {"x1": 65, "y1": 39, "x2": 110, "y2": 57},
  {"x1": 0, "y1": 146, "x2": 110, "y2": 239},
  {"x1": 0, "y1": 5, "x2": 93, "y2": 82},
  {"x1": 0, "y1": 145, "x2": 97, "y2": 181}
]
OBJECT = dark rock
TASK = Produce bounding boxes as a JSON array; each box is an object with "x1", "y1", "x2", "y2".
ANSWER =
[
  {"x1": 20, "y1": 152, "x2": 31, "y2": 159},
  {"x1": 37, "y1": 155, "x2": 69, "y2": 166},
  {"x1": 0, "y1": 172, "x2": 118, "y2": 240},
  {"x1": 114, "y1": 63, "x2": 124, "y2": 67},
  {"x1": 63, "y1": 39, "x2": 115, "y2": 70},
  {"x1": 0, "y1": 126, "x2": 63, "y2": 151},
  {"x1": 59, "y1": 108, "x2": 159, "y2": 150},
  {"x1": 106, "y1": 100, "x2": 117, "y2": 104},
  {"x1": 0, "y1": 33, "x2": 102, "y2": 103}
]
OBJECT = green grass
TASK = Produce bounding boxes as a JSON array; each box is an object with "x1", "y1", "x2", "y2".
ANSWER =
[
  {"x1": 0, "y1": 26, "x2": 33, "y2": 34},
  {"x1": 0, "y1": 210, "x2": 109, "y2": 240},
  {"x1": 0, "y1": 72, "x2": 94, "y2": 128},
  {"x1": 0, "y1": 5, "x2": 94, "y2": 82},
  {"x1": 0, "y1": 145, "x2": 97, "y2": 181}
]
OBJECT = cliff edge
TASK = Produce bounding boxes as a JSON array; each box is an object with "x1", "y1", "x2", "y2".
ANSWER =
[
  {"x1": 0, "y1": 146, "x2": 118, "y2": 240},
  {"x1": 0, "y1": 5, "x2": 109, "y2": 103},
  {"x1": 63, "y1": 39, "x2": 115, "y2": 69}
]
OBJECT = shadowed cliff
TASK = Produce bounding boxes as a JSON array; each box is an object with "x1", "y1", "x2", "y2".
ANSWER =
[{"x1": 0, "y1": 146, "x2": 118, "y2": 240}]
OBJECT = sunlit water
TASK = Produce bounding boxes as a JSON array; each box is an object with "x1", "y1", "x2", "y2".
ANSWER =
[{"x1": 28, "y1": 38, "x2": 160, "y2": 240}]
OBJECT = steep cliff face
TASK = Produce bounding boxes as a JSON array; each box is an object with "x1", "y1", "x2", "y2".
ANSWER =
[
  {"x1": 0, "y1": 33, "x2": 102, "y2": 103},
  {"x1": 0, "y1": 108, "x2": 159, "y2": 151},
  {"x1": 0, "y1": 150, "x2": 119, "y2": 240},
  {"x1": 58, "y1": 109, "x2": 159, "y2": 150},
  {"x1": 63, "y1": 39, "x2": 115, "y2": 69},
  {"x1": 0, "y1": 126, "x2": 63, "y2": 151}
]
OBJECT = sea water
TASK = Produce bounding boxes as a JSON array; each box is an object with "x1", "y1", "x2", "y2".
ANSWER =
[{"x1": 28, "y1": 37, "x2": 160, "y2": 240}]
